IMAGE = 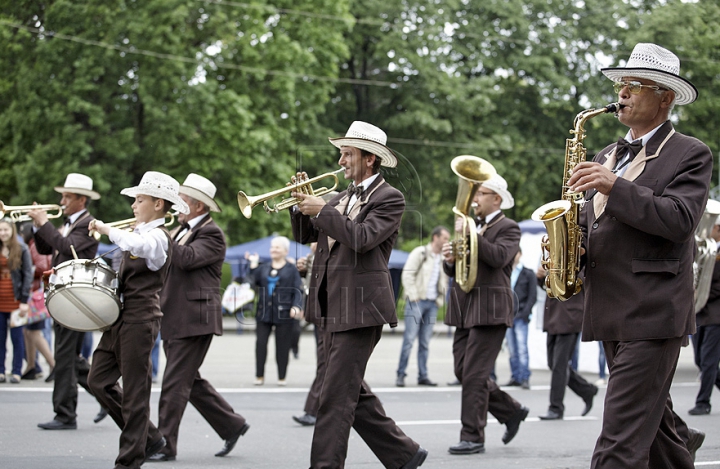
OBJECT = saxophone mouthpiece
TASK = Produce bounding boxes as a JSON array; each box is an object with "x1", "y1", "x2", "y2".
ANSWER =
[{"x1": 606, "y1": 102, "x2": 626, "y2": 113}]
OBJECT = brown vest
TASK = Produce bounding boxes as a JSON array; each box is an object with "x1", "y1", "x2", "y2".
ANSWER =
[{"x1": 118, "y1": 227, "x2": 173, "y2": 323}]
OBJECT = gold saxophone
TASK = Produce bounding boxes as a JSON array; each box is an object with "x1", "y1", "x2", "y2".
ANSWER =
[
  {"x1": 694, "y1": 198, "x2": 720, "y2": 312},
  {"x1": 531, "y1": 102, "x2": 624, "y2": 301}
]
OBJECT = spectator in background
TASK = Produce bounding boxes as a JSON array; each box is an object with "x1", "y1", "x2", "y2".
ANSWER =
[
  {"x1": 18, "y1": 222, "x2": 54, "y2": 380},
  {"x1": 396, "y1": 225, "x2": 450, "y2": 387},
  {"x1": 0, "y1": 218, "x2": 32, "y2": 383},
  {"x1": 505, "y1": 248, "x2": 536, "y2": 389},
  {"x1": 245, "y1": 236, "x2": 304, "y2": 386}
]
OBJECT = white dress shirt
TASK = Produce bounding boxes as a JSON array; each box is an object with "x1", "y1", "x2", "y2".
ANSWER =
[{"x1": 108, "y1": 217, "x2": 169, "y2": 271}]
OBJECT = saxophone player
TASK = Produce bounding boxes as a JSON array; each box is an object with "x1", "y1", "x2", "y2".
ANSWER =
[{"x1": 567, "y1": 43, "x2": 711, "y2": 468}]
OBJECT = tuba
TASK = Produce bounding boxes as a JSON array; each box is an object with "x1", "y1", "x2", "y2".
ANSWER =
[
  {"x1": 694, "y1": 198, "x2": 720, "y2": 312},
  {"x1": 450, "y1": 155, "x2": 497, "y2": 292},
  {"x1": 531, "y1": 103, "x2": 624, "y2": 301}
]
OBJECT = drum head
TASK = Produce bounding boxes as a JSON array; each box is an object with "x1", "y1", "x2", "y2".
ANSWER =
[{"x1": 46, "y1": 286, "x2": 120, "y2": 332}]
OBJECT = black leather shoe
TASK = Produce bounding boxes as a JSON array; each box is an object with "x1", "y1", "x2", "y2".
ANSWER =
[
  {"x1": 520, "y1": 380, "x2": 530, "y2": 390},
  {"x1": 448, "y1": 440, "x2": 484, "y2": 455},
  {"x1": 93, "y1": 407, "x2": 108, "y2": 424},
  {"x1": 688, "y1": 404, "x2": 711, "y2": 415},
  {"x1": 401, "y1": 447, "x2": 428, "y2": 467},
  {"x1": 146, "y1": 452, "x2": 176, "y2": 462},
  {"x1": 292, "y1": 413, "x2": 316, "y2": 426},
  {"x1": 505, "y1": 379, "x2": 521, "y2": 387},
  {"x1": 582, "y1": 386, "x2": 598, "y2": 416},
  {"x1": 418, "y1": 378, "x2": 437, "y2": 386},
  {"x1": 38, "y1": 419, "x2": 77, "y2": 430},
  {"x1": 686, "y1": 427, "x2": 705, "y2": 461},
  {"x1": 447, "y1": 379, "x2": 461, "y2": 386},
  {"x1": 396, "y1": 375, "x2": 405, "y2": 387},
  {"x1": 21, "y1": 369, "x2": 38, "y2": 380},
  {"x1": 145, "y1": 437, "x2": 166, "y2": 462},
  {"x1": 538, "y1": 410, "x2": 563, "y2": 420},
  {"x1": 215, "y1": 422, "x2": 250, "y2": 457},
  {"x1": 44, "y1": 368, "x2": 55, "y2": 383},
  {"x1": 503, "y1": 406, "x2": 529, "y2": 444}
]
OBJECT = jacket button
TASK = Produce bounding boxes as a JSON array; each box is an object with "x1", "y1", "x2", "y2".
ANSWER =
[
  {"x1": 612, "y1": 216, "x2": 617, "y2": 221},
  {"x1": 592, "y1": 222, "x2": 598, "y2": 229},
  {"x1": 314, "y1": 274, "x2": 318, "y2": 278},
  {"x1": 591, "y1": 261, "x2": 596, "y2": 267},
  {"x1": 318, "y1": 248, "x2": 323, "y2": 253}
]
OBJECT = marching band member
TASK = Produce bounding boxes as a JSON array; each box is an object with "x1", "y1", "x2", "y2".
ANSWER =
[
  {"x1": 291, "y1": 121, "x2": 427, "y2": 469},
  {"x1": 87, "y1": 171, "x2": 189, "y2": 469},
  {"x1": 568, "y1": 43, "x2": 711, "y2": 468},
  {"x1": 28, "y1": 173, "x2": 106, "y2": 429},
  {"x1": 147, "y1": 173, "x2": 250, "y2": 462}
]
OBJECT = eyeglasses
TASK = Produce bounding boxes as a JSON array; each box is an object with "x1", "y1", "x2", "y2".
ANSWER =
[
  {"x1": 613, "y1": 81, "x2": 668, "y2": 95},
  {"x1": 476, "y1": 191, "x2": 496, "y2": 197}
]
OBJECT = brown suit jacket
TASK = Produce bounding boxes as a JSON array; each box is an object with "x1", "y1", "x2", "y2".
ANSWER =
[
  {"x1": 34, "y1": 211, "x2": 99, "y2": 266},
  {"x1": 443, "y1": 214, "x2": 521, "y2": 328},
  {"x1": 159, "y1": 217, "x2": 225, "y2": 340},
  {"x1": 696, "y1": 258, "x2": 720, "y2": 327},
  {"x1": 541, "y1": 273, "x2": 585, "y2": 335},
  {"x1": 581, "y1": 121, "x2": 713, "y2": 341},
  {"x1": 291, "y1": 174, "x2": 404, "y2": 333}
]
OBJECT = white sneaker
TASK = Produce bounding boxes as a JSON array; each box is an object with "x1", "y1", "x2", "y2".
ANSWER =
[
  {"x1": 254, "y1": 377, "x2": 264, "y2": 386},
  {"x1": 595, "y1": 378, "x2": 606, "y2": 386},
  {"x1": 278, "y1": 379, "x2": 287, "y2": 387}
]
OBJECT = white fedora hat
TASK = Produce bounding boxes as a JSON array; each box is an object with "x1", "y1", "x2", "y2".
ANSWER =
[
  {"x1": 482, "y1": 173, "x2": 514, "y2": 210},
  {"x1": 328, "y1": 121, "x2": 398, "y2": 168},
  {"x1": 601, "y1": 43, "x2": 698, "y2": 105},
  {"x1": 120, "y1": 171, "x2": 190, "y2": 214},
  {"x1": 54, "y1": 173, "x2": 101, "y2": 200},
  {"x1": 179, "y1": 173, "x2": 221, "y2": 212}
]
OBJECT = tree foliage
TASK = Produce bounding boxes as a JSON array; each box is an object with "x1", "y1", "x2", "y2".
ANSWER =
[{"x1": 1, "y1": 0, "x2": 717, "y2": 250}]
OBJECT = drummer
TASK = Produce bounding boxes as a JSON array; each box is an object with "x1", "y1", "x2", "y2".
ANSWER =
[
  {"x1": 87, "y1": 171, "x2": 189, "y2": 469},
  {"x1": 28, "y1": 173, "x2": 107, "y2": 430}
]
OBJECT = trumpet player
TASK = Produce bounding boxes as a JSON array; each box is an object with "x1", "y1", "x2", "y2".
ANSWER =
[
  {"x1": 290, "y1": 121, "x2": 427, "y2": 469},
  {"x1": 441, "y1": 173, "x2": 529, "y2": 455},
  {"x1": 566, "y1": 43, "x2": 711, "y2": 468},
  {"x1": 27, "y1": 173, "x2": 108, "y2": 430}
]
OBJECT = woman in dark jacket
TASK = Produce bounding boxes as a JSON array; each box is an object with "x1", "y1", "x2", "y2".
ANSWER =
[
  {"x1": 0, "y1": 218, "x2": 33, "y2": 383},
  {"x1": 246, "y1": 236, "x2": 303, "y2": 386}
]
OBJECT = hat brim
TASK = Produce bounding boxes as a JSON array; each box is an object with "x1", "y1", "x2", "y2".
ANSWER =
[
  {"x1": 601, "y1": 67, "x2": 698, "y2": 105},
  {"x1": 120, "y1": 187, "x2": 190, "y2": 215},
  {"x1": 54, "y1": 186, "x2": 101, "y2": 200},
  {"x1": 179, "y1": 186, "x2": 221, "y2": 212},
  {"x1": 328, "y1": 137, "x2": 398, "y2": 168}
]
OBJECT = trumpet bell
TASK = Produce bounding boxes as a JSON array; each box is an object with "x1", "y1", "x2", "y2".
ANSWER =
[{"x1": 237, "y1": 192, "x2": 254, "y2": 219}]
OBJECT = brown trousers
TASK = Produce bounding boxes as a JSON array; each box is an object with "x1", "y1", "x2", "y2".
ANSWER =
[
  {"x1": 157, "y1": 334, "x2": 247, "y2": 457},
  {"x1": 591, "y1": 338, "x2": 694, "y2": 469},
  {"x1": 303, "y1": 327, "x2": 327, "y2": 416},
  {"x1": 88, "y1": 319, "x2": 162, "y2": 469},
  {"x1": 310, "y1": 325, "x2": 419, "y2": 469},
  {"x1": 453, "y1": 325, "x2": 521, "y2": 442}
]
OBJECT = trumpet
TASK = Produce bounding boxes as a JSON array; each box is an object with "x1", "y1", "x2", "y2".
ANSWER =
[
  {"x1": 0, "y1": 201, "x2": 64, "y2": 223},
  {"x1": 237, "y1": 169, "x2": 343, "y2": 219},
  {"x1": 90, "y1": 212, "x2": 176, "y2": 240}
]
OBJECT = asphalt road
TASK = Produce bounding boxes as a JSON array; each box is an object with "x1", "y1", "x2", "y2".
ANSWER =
[{"x1": 1, "y1": 326, "x2": 718, "y2": 469}]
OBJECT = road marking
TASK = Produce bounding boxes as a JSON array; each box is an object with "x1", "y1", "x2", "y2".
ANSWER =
[
  {"x1": 695, "y1": 462, "x2": 720, "y2": 467},
  {"x1": 396, "y1": 416, "x2": 599, "y2": 425}
]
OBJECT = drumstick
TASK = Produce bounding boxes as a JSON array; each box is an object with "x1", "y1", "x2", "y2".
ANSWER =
[{"x1": 70, "y1": 245, "x2": 79, "y2": 260}]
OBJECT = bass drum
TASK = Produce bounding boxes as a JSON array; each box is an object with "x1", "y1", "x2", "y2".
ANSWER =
[{"x1": 46, "y1": 259, "x2": 121, "y2": 332}]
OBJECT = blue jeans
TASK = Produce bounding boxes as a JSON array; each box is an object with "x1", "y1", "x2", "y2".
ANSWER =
[
  {"x1": 0, "y1": 312, "x2": 25, "y2": 375},
  {"x1": 506, "y1": 317, "x2": 530, "y2": 382},
  {"x1": 397, "y1": 299, "x2": 438, "y2": 380},
  {"x1": 151, "y1": 331, "x2": 161, "y2": 379}
]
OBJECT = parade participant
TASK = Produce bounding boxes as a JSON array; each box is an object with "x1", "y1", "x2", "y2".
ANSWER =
[
  {"x1": 291, "y1": 121, "x2": 427, "y2": 468},
  {"x1": 567, "y1": 43, "x2": 712, "y2": 468},
  {"x1": 147, "y1": 173, "x2": 249, "y2": 462},
  {"x1": 442, "y1": 173, "x2": 529, "y2": 455},
  {"x1": 29, "y1": 173, "x2": 106, "y2": 428},
  {"x1": 87, "y1": 171, "x2": 189, "y2": 469}
]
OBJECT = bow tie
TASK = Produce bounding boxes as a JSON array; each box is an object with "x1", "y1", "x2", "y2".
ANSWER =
[
  {"x1": 180, "y1": 222, "x2": 190, "y2": 231},
  {"x1": 346, "y1": 183, "x2": 364, "y2": 198},
  {"x1": 63, "y1": 216, "x2": 71, "y2": 225},
  {"x1": 615, "y1": 137, "x2": 643, "y2": 162},
  {"x1": 476, "y1": 217, "x2": 486, "y2": 227}
]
